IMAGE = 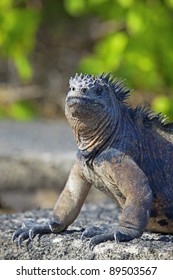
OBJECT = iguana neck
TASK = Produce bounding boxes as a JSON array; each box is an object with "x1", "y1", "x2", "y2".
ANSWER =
[
  {"x1": 71, "y1": 104, "x2": 141, "y2": 165},
  {"x1": 71, "y1": 106, "x2": 121, "y2": 163}
]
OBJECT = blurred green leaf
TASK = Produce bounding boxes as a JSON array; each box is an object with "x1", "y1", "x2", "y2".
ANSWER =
[
  {"x1": 79, "y1": 32, "x2": 128, "y2": 74},
  {"x1": 127, "y1": 10, "x2": 146, "y2": 34},
  {"x1": 0, "y1": 101, "x2": 37, "y2": 121},
  {"x1": 0, "y1": 0, "x2": 13, "y2": 9},
  {"x1": 0, "y1": 1, "x2": 40, "y2": 80},
  {"x1": 64, "y1": 0, "x2": 86, "y2": 16},
  {"x1": 165, "y1": 0, "x2": 173, "y2": 8},
  {"x1": 117, "y1": 0, "x2": 134, "y2": 8},
  {"x1": 13, "y1": 55, "x2": 32, "y2": 81},
  {"x1": 152, "y1": 96, "x2": 173, "y2": 118}
]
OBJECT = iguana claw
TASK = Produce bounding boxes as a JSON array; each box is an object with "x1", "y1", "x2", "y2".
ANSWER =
[
  {"x1": 89, "y1": 232, "x2": 114, "y2": 249},
  {"x1": 12, "y1": 220, "x2": 52, "y2": 248}
]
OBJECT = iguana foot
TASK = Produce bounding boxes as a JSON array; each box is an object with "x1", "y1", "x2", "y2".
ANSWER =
[
  {"x1": 81, "y1": 225, "x2": 114, "y2": 249},
  {"x1": 12, "y1": 218, "x2": 65, "y2": 248},
  {"x1": 88, "y1": 232, "x2": 115, "y2": 249},
  {"x1": 115, "y1": 226, "x2": 142, "y2": 242},
  {"x1": 81, "y1": 225, "x2": 111, "y2": 240},
  {"x1": 81, "y1": 225, "x2": 142, "y2": 249},
  {"x1": 12, "y1": 220, "x2": 51, "y2": 248}
]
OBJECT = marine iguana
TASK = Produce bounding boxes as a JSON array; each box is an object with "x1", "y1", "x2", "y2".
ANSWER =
[{"x1": 13, "y1": 73, "x2": 173, "y2": 249}]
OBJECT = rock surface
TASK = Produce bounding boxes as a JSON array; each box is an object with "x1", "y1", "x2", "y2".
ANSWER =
[{"x1": 1, "y1": 203, "x2": 173, "y2": 260}]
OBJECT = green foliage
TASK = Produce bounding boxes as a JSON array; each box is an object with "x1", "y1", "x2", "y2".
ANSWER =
[
  {"x1": 152, "y1": 96, "x2": 173, "y2": 119},
  {"x1": 0, "y1": 0, "x2": 40, "y2": 81},
  {"x1": 64, "y1": 0, "x2": 173, "y2": 119},
  {"x1": 0, "y1": 0, "x2": 173, "y2": 120},
  {"x1": 0, "y1": 101, "x2": 37, "y2": 121}
]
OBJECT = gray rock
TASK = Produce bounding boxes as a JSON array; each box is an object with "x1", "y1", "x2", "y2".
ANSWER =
[{"x1": 1, "y1": 203, "x2": 173, "y2": 260}]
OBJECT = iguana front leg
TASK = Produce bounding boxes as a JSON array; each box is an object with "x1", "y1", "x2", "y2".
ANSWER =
[
  {"x1": 113, "y1": 156, "x2": 153, "y2": 241},
  {"x1": 82, "y1": 154, "x2": 153, "y2": 247},
  {"x1": 13, "y1": 161, "x2": 91, "y2": 247}
]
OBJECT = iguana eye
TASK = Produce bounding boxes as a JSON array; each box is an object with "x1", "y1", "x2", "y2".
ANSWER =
[
  {"x1": 96, "y1": 86, "x2": 103, "y2": 95},
  {"x1": 82, "y1": 88, "x2": 87, "y2": 93}
]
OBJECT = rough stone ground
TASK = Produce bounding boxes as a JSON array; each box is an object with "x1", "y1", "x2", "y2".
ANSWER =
[{"x1": 1, "y1": 203, "x2": 173, "y2": 260}]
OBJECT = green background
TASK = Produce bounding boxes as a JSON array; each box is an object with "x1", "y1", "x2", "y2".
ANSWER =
[{"x1": 0, "y1": 0, "x2": 173, "y2": 120}]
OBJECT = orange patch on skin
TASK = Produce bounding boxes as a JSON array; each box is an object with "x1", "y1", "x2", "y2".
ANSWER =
[{"x1": 147, "y1": 216, "x2": 173, "y2": 234}]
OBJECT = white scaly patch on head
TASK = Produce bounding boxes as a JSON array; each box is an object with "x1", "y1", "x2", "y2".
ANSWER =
[{"x1": 69, "y1": 73, "x2": 104, "y2": 91}]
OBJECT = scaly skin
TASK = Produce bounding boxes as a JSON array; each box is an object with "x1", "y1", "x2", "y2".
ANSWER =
[{"x1": 13, "y1": 73, "x2": 173, "y2": 248}]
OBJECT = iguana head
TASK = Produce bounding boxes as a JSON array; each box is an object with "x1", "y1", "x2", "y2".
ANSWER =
[
  {"x1": 66, "y1": 73, "x2": 107, "y2": 120},
  {"x1": 65, "y1": 73, "x2": 173, "y2": 158},
  {"x1": 65, "y1": 73, "x2": 130, "y2": 120},
  {"x1": 65, "y1": 73, "x2": 130, "y2": 155}
]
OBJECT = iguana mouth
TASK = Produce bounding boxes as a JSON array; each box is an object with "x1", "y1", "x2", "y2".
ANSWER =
[{"x1": 67, "y1": 96, "x2": 95, "y2": 107}]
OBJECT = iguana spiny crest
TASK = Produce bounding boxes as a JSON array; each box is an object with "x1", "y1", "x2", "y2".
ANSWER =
[{"x1": 69, "y1": 72, "x2": 130, "y2": 101}]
